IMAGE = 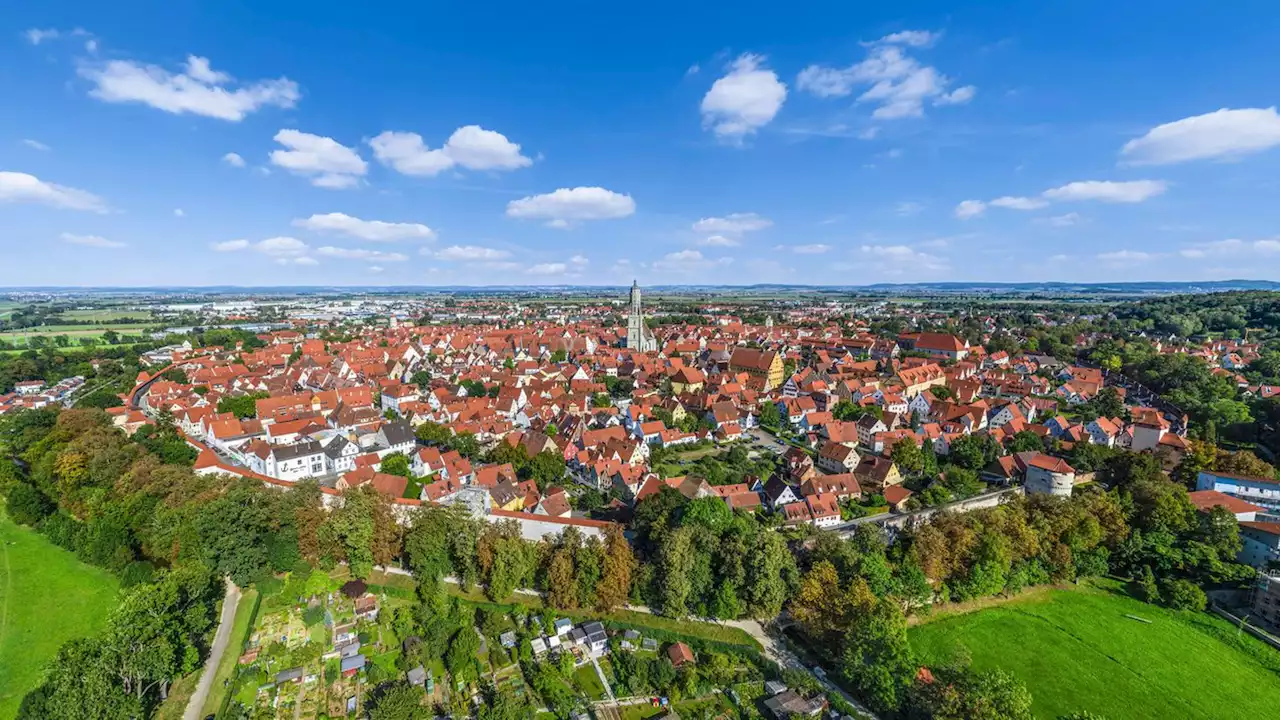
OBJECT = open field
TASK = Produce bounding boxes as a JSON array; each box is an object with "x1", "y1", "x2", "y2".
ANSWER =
[
  {"x1": 0, "y1": 325, "x2": 153, "y2": 347},
  {"x1": 58, "y1": 309, "x2": 154, "y2": 322},
  {"x1": 909, "y1": 581, "x2": 1280, "y2": 720},
  {"x1": 0, "y1": 510, "x2": 120, "y2": 719}
]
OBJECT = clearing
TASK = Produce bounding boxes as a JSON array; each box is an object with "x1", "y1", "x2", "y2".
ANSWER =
[
  {"x1": 0, "y1": 510, "x2": 120, "y2": 719},
  {"x1": 909, "y1": 581, "x2": 1280, "y2": 719}
]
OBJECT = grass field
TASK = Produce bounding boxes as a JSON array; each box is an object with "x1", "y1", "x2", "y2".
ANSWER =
[
  {"x1": 58, "y1": 309, "x2": 154, "y2": 322},
  {"x1": 0, "y1": 325, "x2": 153, "y2": 348},
  {"x1": 0, "y1": 511, "x2": 120, "y2": 719},
  {"x1": 909, "y1": 582, "x2": 1280, "y2": 720}
]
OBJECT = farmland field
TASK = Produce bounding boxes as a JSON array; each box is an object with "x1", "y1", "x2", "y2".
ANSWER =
[
  {"x1": 0, "y1": 510, "x2": 120, "y2": 719},
  {"x1": 909, "y1": 582, "x2": 1280, "y2": 719}
]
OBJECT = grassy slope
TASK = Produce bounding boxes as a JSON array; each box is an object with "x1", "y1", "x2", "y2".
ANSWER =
[
  {"x1": 0, "y1": 511, "x2": 120, "y2": 719},
  {"x1": 909, "y1": 582, "x2": 1280, "y2": 720}
]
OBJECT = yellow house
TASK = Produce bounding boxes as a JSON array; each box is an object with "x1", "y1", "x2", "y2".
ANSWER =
[
  {"x1": 670, "y1": 366, "x2": 706, "y2": 395},
  {"x1": 729, "y1": 347, "x2": 785, "y2": 390}
]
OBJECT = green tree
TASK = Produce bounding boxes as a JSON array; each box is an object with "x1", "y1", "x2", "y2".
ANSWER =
[
  {"x1": 381, "y1": 452, "x2": 412, "y2": 478},
  {"x1": 367, "y1": 682, "x2": 429, "y2": 720},
  {"x1": 759, "y1": 402, "x2": 781, "y2": 429},
  {"x1": 891, "y1": 439, "x2": 925, "y2": 476}
]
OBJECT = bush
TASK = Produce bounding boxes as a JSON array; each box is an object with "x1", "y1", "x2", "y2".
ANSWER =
[
  {"x1": 121, "y1": 560, "x2": 156, "y2": 588},
  {"x1": 5, "y1": 481, "x2": 54, "y2": 526},
  {"x1": 1163, "y1": 578, "x2": 1207, "y2": 611}
]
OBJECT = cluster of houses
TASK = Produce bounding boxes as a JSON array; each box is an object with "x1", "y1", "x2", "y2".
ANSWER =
[
  {"x1": 0, "y1": 376, "x2": 85, "y2": 415},
  {"x1": 81, "y1": 286, "x2": 1215, "y2": 540}
]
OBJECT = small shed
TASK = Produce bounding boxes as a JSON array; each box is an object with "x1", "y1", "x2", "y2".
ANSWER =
[
  {"x1": 667, "y1": 642, "x2": 694, "y2": 667},
  {"x1": 407, "y1": 666, "x2": 427, "y2": 687},
  {"x1": 340, "y1": 654, "x2": 366, "y2": 678}
]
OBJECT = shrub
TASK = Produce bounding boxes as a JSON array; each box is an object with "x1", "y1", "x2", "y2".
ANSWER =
[
  {"x1": 1163, "y1": 578, "x2": 1207, "y2": 611},
  {"x1": 5, "y1": 481, "x2": 54, "y2": 526}
]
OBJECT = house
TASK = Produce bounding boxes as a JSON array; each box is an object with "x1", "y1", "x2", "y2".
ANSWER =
[
  {"x1": 1187, "y1": 489, "x2": 1261, "y2": 521},
  {"x1": 1239, "y1": 522, "x2": 1280, "y2": 569},
  {"x1": 262, "y1": 440, "x2": 326, "y2": 481},
  {"x1": 340, "y1": 654, "x2": 366, "y2": 678},
  {"x1": 728, "y1": 347, "x2": 785, "y2": 390},
  {"x1": 853, "y1": 455, "x2": 901, "y2": 493},
  {"x1": 762, "y1": 475, "x2": 801, "y2": 509},
  {"x1": 667, "y1": 642, "x2": 695, "y2": 667},
  {"x1": 1196, "y1": 471, "x2": 1280, "y2": 513},
  {"x1": 856, "y1": 415, "x2": 888, "y2": 446},
  {"x1": 816, "y1": 441, "x2": 860, "y2": 474},
  {"x1": 375, "y1": 420, "x2": 416, "y2": 457},
  {"x1": 1024, "y1": 453, "x2": 1076, "y2": 497},
  {"x1": 805, "y1": 493, "x2": 842, "y2": 528},
  {"x1": 903, "y1": 332, "x2": 969, "y2": 361},
  {"x1": 763, "y1": 689, "x2": 825, "y2": 719},
  {"x1": 582, "y1": 621, "x2": 608, "y2": 657},
  {"x1": 882, "y1": 485, "x2": 913, "y2": 512}
]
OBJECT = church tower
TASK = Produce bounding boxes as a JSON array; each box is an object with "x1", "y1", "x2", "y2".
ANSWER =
[{"x1": 626, "y1": 280, "x2": 657, "y2": 352}]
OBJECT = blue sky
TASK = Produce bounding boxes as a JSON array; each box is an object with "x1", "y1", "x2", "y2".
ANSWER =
[{"x1": 4, "y1": 1, "x2": 1280, "y2": 286}]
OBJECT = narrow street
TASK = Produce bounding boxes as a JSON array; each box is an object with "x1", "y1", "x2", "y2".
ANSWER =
[{"x1": 184, "y1": 578, "x2": 241, "y2": 720}]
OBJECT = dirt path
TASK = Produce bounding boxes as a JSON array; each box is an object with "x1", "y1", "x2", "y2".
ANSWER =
[{"x1": 184, "y1": 578, "x2": 240, "y2": 720}]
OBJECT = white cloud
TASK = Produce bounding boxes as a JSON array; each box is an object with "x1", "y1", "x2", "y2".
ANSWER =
[
  {"x1": 315, "y1": 246, "x2": 409, "y2": 262},
  {"x1": 173, "y1": 208, "x2": 184, "y2": 217},
  {"x1": 269, "y1": 130, "x2": 367, "y2": 188},
  {"x1": 1049, "y1": 254, "x2": 1071, "y2": 262},
  {"x1": 506, "y1": 187, "x2": 635, "y2": 228},
  {"x1": 797, "y1": 36, "x2": 973, "y2": 120},
  {"x1": 894, "y1": 201, "x2": 924, "y2": 216},
  {"x1": 1179, "y1": 238, "x2": 1280, "y2": 259},
  {"x1": 213, "y1": 237, "x2": 316, "y2": 265},
  {"x1": 870, "y1": 30, "x2": 941, "y2": 48},
  {"x1": 652, "y1": 249, "x2": 734, "y2": 273},
  {"x1": 965, "y1": 180, "x2": 1167, "y2": 220},
  {"x1": 860, "y1": 244, "x2": 947, "y2": 274},
  {"x1": 0, "y1": 171, "x2": 108, "y2": 212},
  {"x1": 858, "y1": 127, "x2": 880, "y2": 140},
  {"x1": 60, "y1": 232, "x2": 125, "y2": 249},
  {"x1": 692, "y1": 212, "x2": 773, "y2": 235},
  {"x1": 526, "y1": 262, "x2": 568, "y2": 276},
  {"x1": 935, "y1": 85, "x2": 976, "y2": 106},
  {"x1": 254, "y1": 236, "x2": 310, "y2": 257},
  {"x1": 691, "y1": 212, "x2": 768, "y2": 235},
  {"x1": 698, "y1": 235, "x2": 740, "y2": 247},
  {"x1": 954, "y1": 199, "x2": 986, "y2": 219},
  {"x1": 211, "y1": 239, "x2": 249, "y2": 252},
  {"x1": 368, "y1": 125, "x2": 532, "y2": 176},
  {"x1": 432, "y1": 245, "x2": 512, "y2": 261},
  {"x1": 1097, "y1": 250, "x2": 1156, "y2": 265},
  {"x1": 292, "y1": 212, "x2": 435, "y2": 242},
  {"x1": 1042, "y1": 212, "x2": 1082, "y2": 227},
  {"x1": 1042, "y1": 180, "x2": 1166, "y2": 203},
  {"x1": 700, "y1": 54, "x2": 788, "y2": 142},
  {"x1": 79, "y1": 54, "x2": 299, "y2": 121},
  {"x1": 222, "y1": 152, "x2": 246, "y2": 167},
  {"x1": 22, "y1": 139, "x2": 50, "y2": 151},
  {"x1": 25, "y1": 28, "x2": 61, "y2": 44},
  {"x1": 989, "y1": 195, "x2": 1049, "y2": 210},
  {"x1": 781, "y1": 243, "x2": 832, "y2": 254},
  {"x1": 85, "y1": 38, "x2": 98, "y2": 53},
  {"x1": 1121, "y1": 107, "x2": 1280, "y2": 165},
  {"x1": 368, "y1": 266, "x2": 385, "y2": 274}
]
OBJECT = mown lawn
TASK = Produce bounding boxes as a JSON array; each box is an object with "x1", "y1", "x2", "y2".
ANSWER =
[
  {"x1": 909, "y1": 581, "x2": 1280, "y2": 719},
  {"x1": 0, "y1": 510, "x2": 120, "y2": 719}
]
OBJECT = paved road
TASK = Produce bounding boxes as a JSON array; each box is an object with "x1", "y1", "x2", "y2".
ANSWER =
[{"x1": 184, "y1": 578, "x2": 241, "y2": 720}]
